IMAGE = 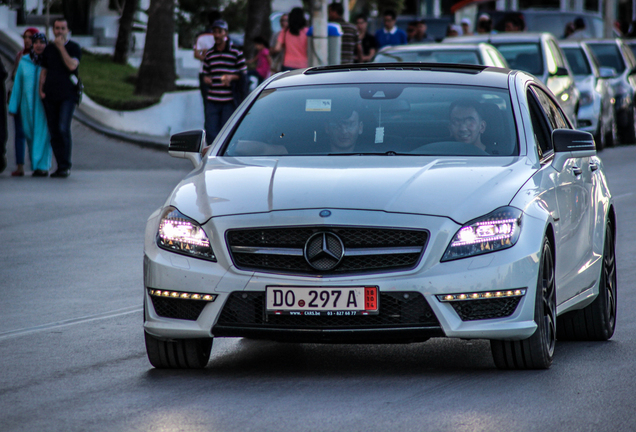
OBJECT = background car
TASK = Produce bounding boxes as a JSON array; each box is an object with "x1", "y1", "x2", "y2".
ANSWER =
[
  {"x1": 448, "y1": 33, "x2": 580, "y2": 125},
  {"x1": 373, "y1": 42, "x2": 508, "y2": 67},
  {"x1": 560, "y1": 40, "x2": 618, "y2": 149},
  {"x1": 144, "y1": 63, "x2": 616, "y2": 371},
  {"x1": 486, "y1": 9, "x2": 605, "y2": 39},
  {"x1": 585, "y1": 39, "x2": 636, "y2": 144}
]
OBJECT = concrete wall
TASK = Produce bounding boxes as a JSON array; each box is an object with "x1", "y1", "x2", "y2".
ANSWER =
[{"x1": 79, "y1": 91, "x2": 204, "y2": 138}]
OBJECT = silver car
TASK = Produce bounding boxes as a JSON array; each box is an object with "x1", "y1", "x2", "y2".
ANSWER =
[
  {"x1": 374, "y1": 42, "x2": 508, "y2": 68},
  {"x1": 451, "y1": 33, "x2": 580, "y2": 125},
  {"x1": 585, "y1": 39, "x2": 636, "y2": 144},
  {"x1": 560, "y1": 40, "x2": 617, "y2": 149}
]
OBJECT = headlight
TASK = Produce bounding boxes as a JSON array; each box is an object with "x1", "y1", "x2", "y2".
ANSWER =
[
  {"x1": 441, "y1": 207, "x2": 522, "y2": 262},
  {"x1": 156, "y1": 207, "x2": 216, "y2": 261},
  {"x1": 579, "y1": 91, "x2": 593, "y2": 107}
]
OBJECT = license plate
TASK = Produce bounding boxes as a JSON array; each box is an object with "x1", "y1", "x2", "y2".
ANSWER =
[{"x1": 266, "y1": 286, "x2": 379, "y2": 316}]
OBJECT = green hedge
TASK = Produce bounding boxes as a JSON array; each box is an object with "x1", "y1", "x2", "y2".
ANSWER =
[{"x1": 80, "y1": 51, "x2": 160, "y2": 111}]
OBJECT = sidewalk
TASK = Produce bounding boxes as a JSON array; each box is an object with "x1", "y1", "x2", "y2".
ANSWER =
[{"x1": 0, "y1": 25, "x2": 204, "y2": 149}]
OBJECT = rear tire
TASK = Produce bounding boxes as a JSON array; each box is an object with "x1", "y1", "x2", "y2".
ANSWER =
[
  {"x1": 619, "y1": 106, "x2": 636, "y2": 145},
  {"x1": 145, "y1": 331, "x2": 213, "y2": 369},
  {"x1": 491, "y1": 237, "x2": 556, "y2": 370},
  {"x1": 556, "y1": 222, "x2": 617, "y2": 341}
]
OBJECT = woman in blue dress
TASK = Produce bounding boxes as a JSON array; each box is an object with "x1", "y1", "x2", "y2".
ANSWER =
[{"x1": 8, "y1": 33, "x2": 51, "y2": 177}]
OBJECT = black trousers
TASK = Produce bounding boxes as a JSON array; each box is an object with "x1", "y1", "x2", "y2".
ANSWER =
[{"x1": 44, "y1": 98, "x2": 76, "y2": 171}]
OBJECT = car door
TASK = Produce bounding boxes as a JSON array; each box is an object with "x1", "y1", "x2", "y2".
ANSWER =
[{"x1": 529, "y1": 86, "x2": 596, "y2": 304}]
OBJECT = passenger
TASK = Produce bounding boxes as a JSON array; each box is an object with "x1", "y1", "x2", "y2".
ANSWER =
[
  {"x1": 325, "y1": 107, "x2": 364, "y2": 153},
  {"x1": 8, "y1": 32, "x2": 51, "y2": 176},
  {"x1": 448, "y1": 99, "x2": 487, "y2": 151}
]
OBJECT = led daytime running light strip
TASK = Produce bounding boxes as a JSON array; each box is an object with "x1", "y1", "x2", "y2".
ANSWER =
[
  {"x1": 148, "y1": 289, "x2": 217, "y2": 302},
  {"x1": 438, "y1": 289, "x2": 526, "y2": 302}
]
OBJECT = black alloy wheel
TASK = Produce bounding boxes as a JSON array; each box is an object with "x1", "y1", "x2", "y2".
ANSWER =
[
  {"x1": 491, "y1": 237, "x2": 556, "y2": 370},
  {"x1": 557, "y1": 221, "x2": 617, "y2": 341}
]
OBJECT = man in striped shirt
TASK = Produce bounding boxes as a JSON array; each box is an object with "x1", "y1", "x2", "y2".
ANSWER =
[
  {"x1": 328, "y1": 2, "x2": 357, "y2": 64},
  {"x1": 202, "y1": 20, "x2": 246, "y2": 144}
]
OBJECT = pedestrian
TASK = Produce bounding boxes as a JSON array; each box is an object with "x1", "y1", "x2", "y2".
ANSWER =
[
  {"x1": 354, "y1": 14, "x2": 378, "y2": 63},
  {"x1": 476, "y1": 13, "x2": 494, "y2": 34},
  {"x1": 246, "y1": 36, "x2": 271, "y2": 87},
  {"x1": 269, "y1": 13, "x2": 288, "y2": 74},
  {"x1": 566, "y1": 17, "x2": 586, "y2": 39},
  {"x1": 271, "y1": 7, "x2": 308, "y2": 71},
  {"x1": 409, "y1": 19, "x2": 435, "y2": 43},
  {"x1": 328, "y1": 2, "x2": 357, "y2": 64},
  {"x1": 9, "y1": 33, "x2": 51, "y2": 177},
  {"x1": 461, "y1": 18, "x2": 474, "y2": 36},
  {"x1": 39, "y1": 17, "x2": 81, "y2": 178},
  {"x1": 0, "y1": 55, "x2": 6, "y2": 174},
  {"x1": 202, "y1": 19, "x2": 246, "y2": 144},
  {"x1": 446, "y1": 24, "x2": 463, "y2": 38},
  {"x1": 8, "y1": 27, "x2": 38, "y2": 176},
  {"x1": 406, "y1": 20, "x2": 418, "y2": 43},
  {"x1": 194, "y1": 10, "x2": 221, "y2": 114},
  {"x1": 374, "y1": 9, "x2": 407, "y2": 49}
]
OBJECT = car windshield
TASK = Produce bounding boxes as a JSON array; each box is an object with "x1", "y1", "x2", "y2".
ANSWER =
[
  {"x1": 587, "y1": 43, "x2": 625, "y2": 73},
  {"x1": 492, "y1": 43, "x2": 543, "y2": 76},
  {"x1": 375, "y1": 50, "x2": 481, "y2": 65},
  {"x1": 562, "y1": 47, "x2": 592, "y2": 75},
  {"x1": 222, "y1": 83, "x2": 518, "y2": 157}
]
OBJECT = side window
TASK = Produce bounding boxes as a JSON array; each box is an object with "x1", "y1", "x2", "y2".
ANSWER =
[
  {"x1": 533, "y1": 87, "x2": 570, "y2": 129},
  {"x1": 527, "y1": 90, "x2": 552, "y2": 159}
]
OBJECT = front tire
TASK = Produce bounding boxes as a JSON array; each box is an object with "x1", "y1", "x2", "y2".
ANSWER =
[
  {"x1": 145, "y1": 331, "x2": 213, "y2": 369},
  {"x1": 557, "y1": 222, "x2": 617, "y2": 341},
  {"x1": 491, "y1": 237, "x2": 556, "y2": 370}
]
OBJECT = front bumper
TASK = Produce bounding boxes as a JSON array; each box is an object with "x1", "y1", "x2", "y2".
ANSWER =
[{"x1": 144, "y1": 208, "x2": 545, "y2": 342}]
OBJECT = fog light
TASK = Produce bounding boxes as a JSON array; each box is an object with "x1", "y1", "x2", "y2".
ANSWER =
[
  {"x1": 436, "y1": 289, "x2": 526, "y2": 302},
  {"x1": 148, "y1": 289, "x2": 217, "y2": 302}
]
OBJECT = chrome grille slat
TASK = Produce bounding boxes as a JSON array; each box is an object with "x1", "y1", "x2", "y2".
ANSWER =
[{"x1": 226, "y1": 226, "x2": 428, "y2": 275}]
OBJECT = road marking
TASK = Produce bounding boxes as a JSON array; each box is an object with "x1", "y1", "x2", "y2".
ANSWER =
[{"x1": 0, "y1": 306, "x2": 142, "y2": 341}]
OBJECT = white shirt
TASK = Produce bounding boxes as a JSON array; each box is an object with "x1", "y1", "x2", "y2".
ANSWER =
[{"x1": 195, "y1": 33, "x2": 215, "y2": 73}]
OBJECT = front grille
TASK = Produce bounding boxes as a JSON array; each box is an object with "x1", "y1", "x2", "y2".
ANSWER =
[
  {"x1": 151, "y1": 296, "x2": 208, "y2": 321},
  {"x1": 449, "y1": 297, "x2": 522, "y2": 321},
  {"x1": 215, "y1": 291, "x2": 440, "y2": 328},
  {"x1": 226, "y1": 227, "x2": 428, "y2": 275}
]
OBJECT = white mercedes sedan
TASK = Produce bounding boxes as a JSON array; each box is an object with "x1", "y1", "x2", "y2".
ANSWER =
[{"x1": 143, "y1": 63, "x2": 616, "y2": 370}]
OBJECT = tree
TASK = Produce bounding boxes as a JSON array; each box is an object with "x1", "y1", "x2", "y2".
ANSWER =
[
  {"x1": 135, "y1": 0, "x2": 176, "y2": 97},
  {"x1": 243, "y1": 0, "x2": 271, "y2": 61},
  {"x1": 113, "y1": 0, "x2": 138, "y2": 64},
  {"x1": 62, "y1": 0, "x2": 94, "y2": 35}
]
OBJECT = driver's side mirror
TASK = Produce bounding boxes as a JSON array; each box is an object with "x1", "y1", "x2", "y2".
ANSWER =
[
  {"x1": 552, "y1": 66, "x2": 569, "y2": 77},
  {"x1": 168, "y1": 130, "x2": 206, "y2": 167},
  {"x1": 599, "y1": 66, "x2": 617, "y2": 79},
  {"x1": 553, "y1": 129, "x2": 595, "y2": 155}
]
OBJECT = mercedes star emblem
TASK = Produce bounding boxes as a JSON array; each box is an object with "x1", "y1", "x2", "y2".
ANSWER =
[{"x1": 304, "y1": 232, "x2": 345, "y2": 271}]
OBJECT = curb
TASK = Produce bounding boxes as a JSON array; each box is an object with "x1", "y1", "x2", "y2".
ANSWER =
[{"x1": 73, "y1": 108, "x2": 167, "y2": 149}]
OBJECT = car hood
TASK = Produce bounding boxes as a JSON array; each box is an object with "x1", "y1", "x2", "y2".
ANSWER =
[{"x1": 171, "y1": 156, "x2": 536, "y2": 224}]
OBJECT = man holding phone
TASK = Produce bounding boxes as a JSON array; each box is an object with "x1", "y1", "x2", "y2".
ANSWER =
[
  {"x1": 39, "y1": 17, "x2": 81, "y2": 178},
  {"x1": 202, "y1": 20, "x2": 246, "y2": 144}
]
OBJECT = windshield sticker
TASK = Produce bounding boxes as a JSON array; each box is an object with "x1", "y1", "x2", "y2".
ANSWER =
[
  {"x1": 306, "y1": 99, "x2": 332, "y2": 112},
  {"x1": 375, "y1": 127, "x2": 385, "y2": 144}
]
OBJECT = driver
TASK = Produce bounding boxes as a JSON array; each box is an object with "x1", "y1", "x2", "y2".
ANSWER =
[
  {"x1": 449, "y1": 99, "x2": 487, "y2": 151},
  {"x1": 324, "y1": 106, "x2": 364, "y2": 153}
]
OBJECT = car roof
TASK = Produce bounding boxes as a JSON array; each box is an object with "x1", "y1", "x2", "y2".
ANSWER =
[
  {"x1": 267, "y1": 63, "x2": 512, "y2": 89},
  {"x1": 449, "y1": 32, "x2": 552, "y2": 44},
  {"x1": 378, "y1": 42, "x2": 492, "y2": 53}
]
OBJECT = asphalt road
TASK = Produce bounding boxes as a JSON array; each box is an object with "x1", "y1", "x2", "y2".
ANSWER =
[{"x1": 1, "y1": 121, "x2": 636, "y2": 432}]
